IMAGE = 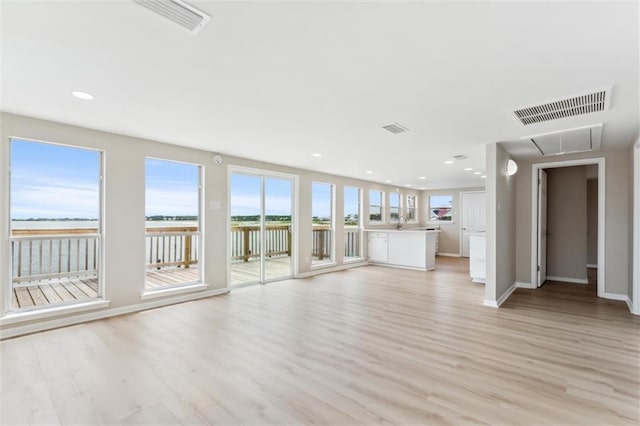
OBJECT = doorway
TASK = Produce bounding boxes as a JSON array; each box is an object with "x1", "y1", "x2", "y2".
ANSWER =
[
  {"x1": 531, "y1": 158, "x2": 605, "y2": 297},
  {"x1": 460, "y1": 191, "x2": 486, "y2": 257},
  {"x1": 229, "y1": 168, "x2": 297, "y2": 287}
]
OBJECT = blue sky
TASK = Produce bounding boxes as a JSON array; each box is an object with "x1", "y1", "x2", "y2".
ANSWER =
[
  {"x1": 11, "y1": 139, "x2": 101, "y2": 219},
  {"x1": 11, "y1": 138, "x2": 361, "y2": 221}
]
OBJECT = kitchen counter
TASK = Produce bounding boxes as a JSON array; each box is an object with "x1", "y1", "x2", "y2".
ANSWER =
[{"x1": 366, "y1": 229, "x2": 438, "y2": 271}]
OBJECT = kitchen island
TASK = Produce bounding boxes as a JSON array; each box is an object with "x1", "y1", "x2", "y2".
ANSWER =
[{"x1": 365, "y1": 229, "x2": 439, "y2": 271}]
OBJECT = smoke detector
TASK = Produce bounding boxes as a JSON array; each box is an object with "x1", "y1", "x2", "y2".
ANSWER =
[
  {"x1": 134, "y1": 0, "x2": 211, "y2": 34},
  {"x1": 382, "y1": 123, "x2": 409, "y2": 134}
]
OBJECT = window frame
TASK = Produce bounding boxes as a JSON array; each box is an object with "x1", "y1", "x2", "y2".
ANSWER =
[
  {"x1": 406, "y1": 194, "x2": 418, "y2": 223},
  {"x1": 343, "y1": 186, "x2": 363, "y2": 260},
  {"x1": 311, "y1": 181, "x2": 335, "y2": 267},
  {"x1": 389, "y1": 192, "x2": 401, "y2": 223},
  {"x1": 144, "y1": 157, "x2": 204, "y2": 291},
  {"x1": 428, "y1": 194, "x2": 454, "y2": 223},
  {"x1": 369, "y1": 190, "x2": 385, "y2": 223},
  {"x1": 6, "y1": 137, "x2": 105, "y2": 315}
]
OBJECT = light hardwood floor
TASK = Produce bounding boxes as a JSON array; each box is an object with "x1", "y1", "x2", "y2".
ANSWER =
[{"x1": 1, "y1": 258, "x2": 639, "y2": 425}]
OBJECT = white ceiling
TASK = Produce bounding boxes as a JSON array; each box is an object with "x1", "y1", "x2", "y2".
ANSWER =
[{"x1": 1, "y1": 1, "x2": 638, "y2": 189}]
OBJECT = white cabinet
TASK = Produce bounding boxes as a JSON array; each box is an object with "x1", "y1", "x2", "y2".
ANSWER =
[
  {"x1": 366, "y1": 230, "x2": 437, "y2": 271},
  {"x1": 368, "y1": 232, "x2": 388, "y2": 263},
  {"x1": 388, "y1": 232, "x2": 426, "y2": 269},
  {"x1": 469, "y1": 234, "x2": 486, "y2": 283}
]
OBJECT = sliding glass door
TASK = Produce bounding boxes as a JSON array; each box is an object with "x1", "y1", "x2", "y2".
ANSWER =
[{"x1": 230, "y1": 170, "x2": 294, "y2": 287}]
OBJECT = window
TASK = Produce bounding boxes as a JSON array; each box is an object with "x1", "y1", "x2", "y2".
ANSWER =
[
  {"x1": 145, "y1": 158, "x2": 202, "y2": 289},
  {"x1": 406, "y1": 195, "x2": 417, "y2": 222},
  {"x1": 344, "y1": 186, "x2": 362, "y2": 259},
  {"x1": 9, "y1": 138, "x2": 103, "y2": 311},
  {"x1": 369, "y1": 190, "x2": 384, "y2": 222},
  {"x1": 312, "y1": 182, "x2": 334, "y2": 265},
  {"x1": 389, "y1": 193, "x2": 401, "y2": 222},
  {"x1": 429, "y1": 195, "x2": 453, "y2": 221}
]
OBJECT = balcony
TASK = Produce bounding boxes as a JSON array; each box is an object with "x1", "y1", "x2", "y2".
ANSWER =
[{"x1": 9, "y1": 224, "x2": 362, "y2": 310}]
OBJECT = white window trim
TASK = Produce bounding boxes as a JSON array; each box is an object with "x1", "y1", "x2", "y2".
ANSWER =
[
  {"x1": 428, "y1": 194, "x2": 454, "y2": 223},
  {"x1": 406, "y1": 194, "x2": 418, "y2": 223},
  {"x1": 141, "y1": 283, "x2": 208, "y2": 300},
  {"x1": 389, "y1": 192, "x2": 402, "y2": 223},
  {"x1": 312, "y1": 181, "x2": 335, "y2": 266},
  {"x1": 1, "y1": 299, "x2": 111, "y2": 326},
  {"x1": 369, "y1": 190, "x2": 385, "y2": 223}
]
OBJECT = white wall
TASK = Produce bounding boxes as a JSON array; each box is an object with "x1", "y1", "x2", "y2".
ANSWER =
[
  {"x1": 485, "y1": 143, "x2": 517, "y2": 306},
  {"x1": 514, "y1": 148, "x2": 632, "y2": 296},
  {"x1": 0, "y1": 113, "x2": 421, "y2": 336},
  {"x1": 420, "y1": 186, "x2": 484, "y2": 256},
  {"x1": 587, "y1": 178, "x2": 598, "y2": 266}
]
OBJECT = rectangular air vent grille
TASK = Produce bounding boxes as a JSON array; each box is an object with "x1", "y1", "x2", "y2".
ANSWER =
[
  {"x1": 382, "y1": 123, "x2": 409, "y2": 134},
  {"x1": 514, "y1": 90, "x2": 608, "y2": 125},
  {"x1": 134, "y1": 0, "x2": 211, "y2": 34}
]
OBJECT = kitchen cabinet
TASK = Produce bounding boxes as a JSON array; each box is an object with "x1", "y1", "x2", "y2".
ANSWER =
[{"x1": 366, "y1": 229, "x2": 438, "y2": 271}]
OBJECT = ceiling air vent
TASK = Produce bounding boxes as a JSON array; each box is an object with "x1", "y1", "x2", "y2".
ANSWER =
[
  {"x1": 134, "y1": 0, "x2": 211, "y2": 34},
  {"x1": 513, "y1": 88, "x2": 610, "y2": 125},
  {"x1": 382, "y1": 123, "x2": 409, "y2": 134},
  {"x1": 453, "y1": 154, "x2": 467, "y2": 160}
]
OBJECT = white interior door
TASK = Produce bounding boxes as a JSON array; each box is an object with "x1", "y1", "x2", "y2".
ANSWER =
[
  {"x1": 537, "y1": 169, "x2": 548, "y2": 287},
  {"x1": 461, "y1": 192, "x2": 486, "y2": 257}
]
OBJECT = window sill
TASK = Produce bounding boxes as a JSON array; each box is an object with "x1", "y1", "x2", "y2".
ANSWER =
[
  {"x1": 311, "y1": 261, "x2": 337, "y2": 270},
  {"x1": 141, "y1": 283, "x2": 209, "y2": 300},
  {"x1": 1, "y1": 299, "x2": 111, "y2": 326},
  {"x1": 344, "y1": 257, "x2": 365, "y2": 264}
]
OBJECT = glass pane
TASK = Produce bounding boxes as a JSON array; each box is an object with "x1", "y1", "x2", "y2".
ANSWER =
[
  {"x1": 430, "y1": 195, "x2": 453, "y2": 221},
  {"x1": 230, "y1": 173, "x2": 262, "y2": 286},
  {"x1": 264, "y1": 177, "x2": 292, "y2": 281},
  {"x1": 10, "y1": 139, "x2": 101, "y2": 311},
  {"x1": 344, "y1": 186, "x2": 361, "y2": 259},
  {"x1": 145, "y1": 159, "x2": 201, "y2": 289},
  {"x1": 312, "y1": 182, "x2": 333, "y2": 265}
]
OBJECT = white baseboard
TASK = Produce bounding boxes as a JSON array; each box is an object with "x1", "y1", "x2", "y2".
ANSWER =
[
  {"x1": 295, "y1": 261, "x2": 368, "y2": 278},
  {"x1": 587, "y1": 264, "x2": 598, "y2": 269},
  {"x1": 1, "y1": 288, "x2": 229, "y2": 340},
  {"x1": 471, "y1": 278, "x2": 485, "y2": 284},
  {"x1": 516, "y1": 281, "x2": 535, "y2": 289},
  {"x1": 546, "y1": 276, "x2": 589, "y2": 284},
  {"x1": 626, "y1": 296, "x2": 635, "y2": 314},
  {"x1": 484, "y1": 282, "x2": 517, "y2": 308},
  {"x1": 437, "y1": 252, "x2": 460, "y2": 257},
  {"x1": 601, "y1": 292, "x2": 628, "y2": 302}
]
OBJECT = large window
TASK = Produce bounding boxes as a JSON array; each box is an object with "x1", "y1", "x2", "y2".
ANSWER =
[
  {"x1": 429, "y1": 195, "x2": 453, "y2": 221},
  {"x1": 312, "y1": 182, "x2": 334, "y2": 265},
  {"x1": 9, "y1": 139, "x2": 102, "y2": 311},
  {"x1": 145, "y1": 158, "x2": 201, "y2": 289},
  {"x1": 344, "y1": 186, "x2": 362, "y2": 260},
  {"x1": 369, "y1": 190, "x2": 384, "y2": 222},
  {"x1": 406, "y1": 195, "x2": 417, "y2": 222},
  {"x1": 389, "y1": 193, "x2": 401, "y2": 222}
]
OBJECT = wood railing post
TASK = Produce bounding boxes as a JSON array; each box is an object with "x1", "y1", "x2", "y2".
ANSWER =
[
  {"x1": 318, "y1": 230, "x2": 325, "y2": 260},
  {"x1": 287, "y1": 226, "x2": 292, "y2": 256},
  {"x1": 243, "y1": 227, "x2": 250, "y2": 262},
  {"x1": 184, "y1": 235, "x2": 192, "y2": 269}
]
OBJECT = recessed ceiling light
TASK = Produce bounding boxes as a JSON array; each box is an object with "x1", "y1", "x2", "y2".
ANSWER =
[
  {"x1": 311, "y1": 153, "x2": 322, "y2": 157},
  {"x1": 420, "y1": 187, "x2": 426, "y2": 190},
  {"x1": 385, "y1": 180, "x2": 392, "y2": 183},
  {"x1": 444, "y1": 160, "x2": 454, "y2": 165},
  {"x1": 72, "y1": 91, "x2": 94, "y2": 100},
  {"x1": 365, "y1": 171, "x2": 373, "y2": 174},
  {"x1": 419, "y1": 176, "x2": 426, "y2": 180},
  {"x1": 464, "y1": 168, "x2": 473, "y2": 171},
  {"x1": 405, "y1": 184, "x2": 412, "y2": 187},
  {"x1": 473, "y1": 171, "x2": 481, "y2": 175},
  {"x1": 481, "y1": 175, "x2": 487, "y2": 179}
]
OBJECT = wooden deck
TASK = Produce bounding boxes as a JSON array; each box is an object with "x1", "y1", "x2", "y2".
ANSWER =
[
  {"x1": 12, "y1": 259, "x2": 294, "y2": 309},
  {"x1": 12, "y1": 277, "x2": 98, "y2": 310},
  {"x1": 231, "y1": 256, "x2": 292, "y2": 286},
  {"x1": 145, "y1": 267, "x2": 200, "y2": 289}
]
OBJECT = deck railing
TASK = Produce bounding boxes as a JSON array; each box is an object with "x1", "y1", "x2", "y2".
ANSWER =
[
  {"x1": 145, "y1": 227, "x2": 199, "y2": 270},
  {"x1": 344, "y1": 227, "x2": 361, "y2": 259},
  {"x1": 11, "y1": 229, "x2": 100, "y2": 284},
  {"x1": 230, "y1": 224, "x2": 292, "y2": 262},
  {"x1": 312, "y1": 226, "x2": 332, "y2": 260}
]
